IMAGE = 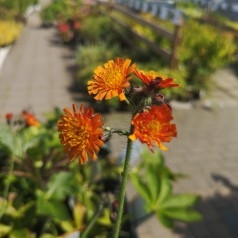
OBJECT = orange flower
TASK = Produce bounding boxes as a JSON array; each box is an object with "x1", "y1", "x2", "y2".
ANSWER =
[
  {"x1": 88, "y1": 58, "x2": 136, "y2": 101},
  {"x1": 22, "y1": 111, "x2": 39, "y2": 127},
  {"x1": 129, "y1": 104, "x2": 177, "y2": 151},
  {"x1": 5, "y1": 113, "x2": 13, "y2": 120},
  {"x1": 134, "y1": 69, "x2": 180, "y2": 89},
  {"x1": 57, "y1": 104, "x2": 104, "y2": 164}
]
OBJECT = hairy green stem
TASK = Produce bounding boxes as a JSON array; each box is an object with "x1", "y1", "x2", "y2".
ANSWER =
[
  {"x1": 113, "y1": 127, "x2": 134, "y2": 238},
  {"x1": 0, "y1": 156, "x2": 15, "y2": 220}
]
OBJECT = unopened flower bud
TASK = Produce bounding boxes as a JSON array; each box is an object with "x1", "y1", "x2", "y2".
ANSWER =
[
  {"x1": 100, "y1": 129, "x2": 112, "y2": 142},
  {"x1": 154, "y1": 94, "x2": 165, "y2": 104},
  {"x1": 112, "y1": 200, "x2": 119, "y2": 212},
  {"x1": 110, "y1": 211, "x2": 118, "y2": 223}
]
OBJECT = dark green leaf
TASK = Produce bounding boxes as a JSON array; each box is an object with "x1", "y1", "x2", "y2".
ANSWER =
[
  {"x1": 36, "y1": 191, "x2": 70, "y2": 221},
  {"x1": 156, "y1": 212, "x2": 174, "y2": 228},
  {"x1": 46, "y1": 171, "x2": 77, "y2": 200}
]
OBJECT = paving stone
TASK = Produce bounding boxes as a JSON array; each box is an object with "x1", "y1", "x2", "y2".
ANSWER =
[{"x1": 209, "y1": 220, "x2": 234, "y2": 238}]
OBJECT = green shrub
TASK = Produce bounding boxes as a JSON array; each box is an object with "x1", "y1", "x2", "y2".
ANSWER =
[
  {"x1": 76, "y1": 42, "x2": 120, "y2": 89},
  {"x1": 79, "y1": 14, "x2": 116, "y2": 43},
  {"x1": 0, "y1": 0, "x2": 38, "y2": 15},
  {"x1": 40, "y1": 0, "x2": 81, "y2": 23},
  {"x1": 179, "y1": 20, "x2": 236, "y2": 91}
]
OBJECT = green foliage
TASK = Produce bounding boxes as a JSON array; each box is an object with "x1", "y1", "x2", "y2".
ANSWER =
[
  {"x1": 40, "y1": 0, "x2": 81, "y2": 23},
  {"x1": 80, "y1": 14, "x2": 115, "y2": 44},
  {"x1": 0, "y1": 110, "x2": 120, "y2": 236},
  {"x1": 179, "y1": 20, "x2": 236, "y2": 91},
  {"x1": 159, "y1": 67, "x2": 189, "y2": 101},
  {"x1": 76, "y1": 42, "x2": 117, "y2": 88},
  {"x1": 0, "y1": 0, "x2": 38, "y2": 15},
  {"x1": 130, "y1": 150, "x2": 202, "y2": 228}
]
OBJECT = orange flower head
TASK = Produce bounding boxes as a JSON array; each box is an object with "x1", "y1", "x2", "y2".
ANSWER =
[
  {"x1": 88, "y1": 58, "x2": 136, "y2": 101},
  {"x1": 22, "y1": 111, "x2": 39, "y2": 127},
  {"x1": 57, "y1": 104, "x2": 104, "y2": 164},
  {"x1": 5, "y1": 113, "x2": 13, "y2": 120},
  {"x1": 134, "y1": 69, "x2": 180, "y2": 89},
  {"x1": 129, "y1": 104, "x2": 177, "y2": 151}
]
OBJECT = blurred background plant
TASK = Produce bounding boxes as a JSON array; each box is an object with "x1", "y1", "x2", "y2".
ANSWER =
[
  {"x1": 0, "y1": 0, "x2": 39, "y2": 21},
  {"x1": 0, "y1": 20, "x2": 22, "y2": 47},
  {"x1": 0, "y1": 0, "x2": 40, "y2": 47},
  {"x1": 40, "y1": 0, "x2": 236, "y2": 105},
  {"x1": 0, "y1": 109, "x2": 126, "y2": 237}
]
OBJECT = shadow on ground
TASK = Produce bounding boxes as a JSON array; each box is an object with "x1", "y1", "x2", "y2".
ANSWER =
[{"x1": 174, "y1": 174, "x2": 238, "y2": 238}]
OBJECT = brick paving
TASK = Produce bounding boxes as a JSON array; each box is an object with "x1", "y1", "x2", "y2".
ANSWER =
[{"x1": 1, "y1": 3, "x2": 238, "y2": 238}]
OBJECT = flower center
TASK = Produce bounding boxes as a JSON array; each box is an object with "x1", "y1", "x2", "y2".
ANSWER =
[
  {"x1": 147, "y1": 120, "x2": 161, "y2": 131},
  {"x1": 103, "y1": 67, "x2": 123, "y2": 89},
  {"x1": 67, "y1": 119, "x2": 90, "y2": 149}
]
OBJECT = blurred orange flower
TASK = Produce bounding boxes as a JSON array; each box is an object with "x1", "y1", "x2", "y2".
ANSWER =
[
  {"x1": 134, "y1": 69, "x2": 180, "y2": 89},
  {"x1": 22, "y1": 111, "x2": 39, "y2": 127},
  {"x1": 88, "y1": 58, "x2": 136, "y2": 101},
  {"x1": 57, "y1": 104, "x2": 104, "y2": 164},
  {"x1": 129, "y1": 104, "x2": 177, "y2": 151},
  {"x1": 5, "y1": 113, "x2": 13, "y2": 120}
]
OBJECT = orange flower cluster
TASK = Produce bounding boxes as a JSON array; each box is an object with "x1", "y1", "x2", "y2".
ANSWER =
[{"x1": 58, "y1": 58, "x2": 179, "y2": 164}]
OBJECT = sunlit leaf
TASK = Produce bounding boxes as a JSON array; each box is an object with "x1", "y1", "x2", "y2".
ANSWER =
[
  {"x1": 163, "y1": 208, "x2": 202, "y2": 222},
  {"x1": 73, "y1": 202, "x2": 86, "y2": 228},
  {"x1": 97, "y1": 208, "x2": 112, "y2": 227},
  {"x1": 0, "y1": 224, "x2": 12, "y2": 236},
  {"x1": 161, "y1": 194, "x2": 200, "y2": 209}
]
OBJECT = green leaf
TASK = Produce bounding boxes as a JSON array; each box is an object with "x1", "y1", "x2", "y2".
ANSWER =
[
  {"x1": 46, "y1": 171, "x2": 77, "y2": 200},
  {"x1": 144, "y1": 164, "x2": 161, "y2": 205},
  {"x1": 97, "y1": 208, "x2": 112, "y2": 227},
  {"x1": 58, "y1": 221, "x2": 74, "y2": 232},
  {"x1": 0, "y1": 123, "x2": 14, "y2": 156},
  {"x1": 161, "y1": 194, "x2": 200, "y2": 209},
  {"x1": 73, "y1": 202, "x2": 86, "y2": 228},
  {"x1": 9, "y1": 228, "x2": 33, "y2": 238},
  {"x1": 36, "y1": 191, "x2": 70, "y2": 221},
  {"x1": 0, "y1": 224, "x2": 12, "y2": 236},
  {"x1": 163, "y1": 208, "x2": 202, "y2": 222},
  {"x1": 156, "y1": 178, "x2": 172, "y2": 207},
  {"x1": 156, "y1": 212, "x2": 174, "y2": 228},
  {"x1": 130, "y1": 171, "x2": 152, "y2": 206},
  {"x1": 39, "y1": 234, "x2": 56, "y2": 238}
]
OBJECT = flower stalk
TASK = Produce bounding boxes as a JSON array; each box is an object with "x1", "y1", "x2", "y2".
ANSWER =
[
  {"x1": 113, "y1": 125, "x2": 134, "y2": 238},
  {"x1": 81, "y1": 203, "x2": 104, "y2": 238}
]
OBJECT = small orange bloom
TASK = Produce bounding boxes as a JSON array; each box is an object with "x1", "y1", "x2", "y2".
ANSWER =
[
  {"x1": 22, "y1": 111, "x2": 39, "y2": 127},
  {"x1": 88, "y1": 58, "x2": 136, "y2": 101},
  {"x1": 134, "y1": 69, "x2": 180, "y2": 89},
  {"x1": 57, "y1": 104, "x2": 104, "y2": 164},
  {"x1": 129, "y1": 104, "x2": 177, "y2": 151},
  {"x1": 5, "y1": 113, "x2": 13, "y2": 120}
]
